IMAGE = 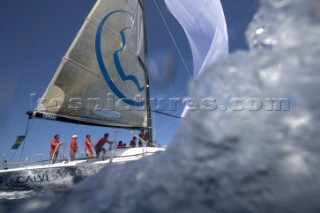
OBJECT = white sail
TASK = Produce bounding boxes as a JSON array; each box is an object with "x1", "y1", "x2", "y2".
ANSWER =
[
  {"x1": 164, "y1": 0, "x2": 228, "y2": 76},
  {"x1": 34, "y1": 0, "x2": 148, "y2": 128},
  {"x1": 164, "y1": 0, "x2": 228, "y2": 116}
]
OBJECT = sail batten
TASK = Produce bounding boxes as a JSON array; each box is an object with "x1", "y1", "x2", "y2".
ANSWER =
[
  {"x1": 63, "y1": 57, "x2": 97, "y2": 76},
  {"x1": 34, "y1": 0, "x2": 148, "y2": 128}
]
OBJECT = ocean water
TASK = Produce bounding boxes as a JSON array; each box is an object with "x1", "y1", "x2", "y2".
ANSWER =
[
  {"x1": 0, "y1": 191, "x2": 41, "y2": 213},
  {"x1": 0, "y1": 190, "x2": 64, "y2": 213},
  {"x1": 0, "y1": 191, "x2": 33, "y2": 212},
  {"x1": 5, "y1": 0, "x2": 320, "y2": 212}
]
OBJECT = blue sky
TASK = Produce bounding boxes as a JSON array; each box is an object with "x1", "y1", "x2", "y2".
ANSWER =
[{"x1": 0, "y1": 0, "x2": 258, "y2": 163}]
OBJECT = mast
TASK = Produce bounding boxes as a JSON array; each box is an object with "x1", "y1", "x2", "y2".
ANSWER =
[{"x1": 140, "y1": 0, "x2": 153, "y2": 145}]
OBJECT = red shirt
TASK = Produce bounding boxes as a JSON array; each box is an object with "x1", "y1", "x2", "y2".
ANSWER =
[
  {"x1": 139, "y1": 133, "x2": 146, "y2": 140},
  {"x1": 117, "y1": 144, "x2": 126, "y2": 148},
  {"x1": 70, "y1": 139, "x2": 78, "y2": 152},
  {"x1": 50, "y1": 139, "x2": 59, "y2": 153},
  {"x1": 85, "y1": 139, "x2": 93, "y2": 153},
  {"x1": 130, "y1": 140, "x2": 136, "y2": 147},
  {"x1": 96, "y1": 137, "x2": 108, "y2": 147}
]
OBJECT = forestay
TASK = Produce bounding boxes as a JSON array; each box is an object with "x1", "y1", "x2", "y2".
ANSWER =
[{"x1": 33, "y1": 0, "x2": 148, "y2": 129}]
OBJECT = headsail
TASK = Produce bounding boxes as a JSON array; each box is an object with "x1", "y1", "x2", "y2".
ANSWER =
[
  {"x1": 164, "y1": 0, "x2": 228, "y2": 116},
  {"x1": 30, "y1": 0, "x2": 148, "y2": 129},
  {"x1": 165, "y1": 0, "x2": 228, "y2": 76}
]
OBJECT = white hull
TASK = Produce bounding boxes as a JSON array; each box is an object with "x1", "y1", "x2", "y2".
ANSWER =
[{"x1": 0, "y1": 147, "x2": 164, "y2": 192}]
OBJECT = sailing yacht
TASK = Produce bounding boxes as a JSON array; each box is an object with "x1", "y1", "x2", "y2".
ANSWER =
[{"x1": 0, "y1": 0, "x2": 228, "y2": 192}]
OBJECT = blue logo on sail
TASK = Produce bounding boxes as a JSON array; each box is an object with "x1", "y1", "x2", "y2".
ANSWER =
[{"x1": 95, "y1": 10, "x2": 145, "y2": 107}]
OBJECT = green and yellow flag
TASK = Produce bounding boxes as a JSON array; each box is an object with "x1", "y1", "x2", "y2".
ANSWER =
[{"x1": 11, "y1": 135, "x2": 25, "y2": 149}]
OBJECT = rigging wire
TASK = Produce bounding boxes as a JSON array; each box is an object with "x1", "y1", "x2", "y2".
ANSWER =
[
  {"x1": 152, "y1": 110, "x2": 156, "y2": 141},
  {"x1": 9, "y1": 110, "x2": 35, "y2": 162},
  {"x1": 9, "y1": 149, "x2": 18, "y2": 162},
  {"x1": 152, "y1": 0, "x2": 196, "y2": 122},
  {"x1": 18, "y1": 117, "x2": 31, "y2": 162},
  {"x1": 152, "y1": 110, "x2": 181, "y2": 119},
  {"x1": 153, "y1": 0, "x2": 192, "y2": 77},
  {"x1": 153, "y1": 0, "x2": 193, "y2": 78},
  {"x1": 154, "y1": 115, "x2": 180, "y2": 135}
]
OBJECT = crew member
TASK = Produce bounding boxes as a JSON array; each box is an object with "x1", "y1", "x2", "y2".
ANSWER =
[
  {"x1": 50, "y1": 134, "x2": 64, "y2": 164},
  {"x1": 94, "y1": 133, "x2": 112, "y2": 160},
  {"x1": 130, "y1": 136, "x2": 137, "y2": 148},
  {"x1": 85, "y1": 134, "x2": 93, "y2": 158},
  {"x1": 70, "y1": 135, "x2": 79, "y2": 161}
]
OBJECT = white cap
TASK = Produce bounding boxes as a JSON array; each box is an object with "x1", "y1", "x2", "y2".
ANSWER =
[{"x1": 72, "y1": 135, "x2": 78, "y2": 138}]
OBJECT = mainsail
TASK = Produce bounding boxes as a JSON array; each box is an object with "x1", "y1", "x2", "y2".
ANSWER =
[{"x1": 29, "y1": 0, "x2": 148, "y2": 129}]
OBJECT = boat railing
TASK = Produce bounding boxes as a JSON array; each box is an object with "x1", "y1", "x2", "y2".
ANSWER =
[
  {"x1": 1, "y1": 157, "x2": 49, "y2": 170},
  {"x1": 60, "y1": 151, "x2": 68, "y2": 161},
  {"x1": 80, "y1": 151, "x2": 86, "y2": 158},
  {"x1": 2, "y1": 154, "x2": 9, "y2": 170},
  {"x1": 1, "y1": 153, "x2": 64, "y2": 170},
  {"x1": 19, "y1": 154, "x2": 47, "y2": 168},
  {"x1": 59, "y1": 150, "x2": 86, "y2": 160}
]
